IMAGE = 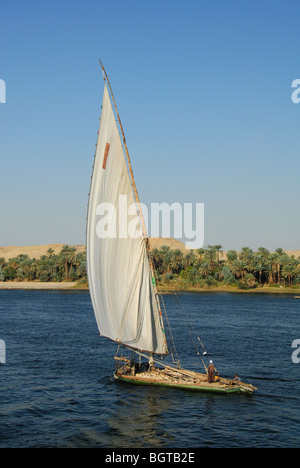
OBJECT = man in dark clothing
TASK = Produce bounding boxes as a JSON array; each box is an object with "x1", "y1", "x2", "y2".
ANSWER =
[{"x1": 207, "y1": 360, "x2": 215, "y2": 383}]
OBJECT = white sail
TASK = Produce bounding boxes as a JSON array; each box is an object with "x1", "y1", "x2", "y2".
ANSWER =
[{"x1": 87, "y1": 84, "x2": 167, "y2": 355}]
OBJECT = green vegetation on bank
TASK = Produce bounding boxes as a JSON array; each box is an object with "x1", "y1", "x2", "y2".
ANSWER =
[
  {"x1": 0, "y1": 246, "x2": 86, "y2": 283},
  {"x1": 0, "y1": 244, "x2": 299, "y2": 292},
  {"x1": 151, "y1": 245, "x2": 300, "y2": 291}
]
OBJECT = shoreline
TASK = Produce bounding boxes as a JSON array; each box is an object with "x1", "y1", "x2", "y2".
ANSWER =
[
  {"x1": 0, "y1": 281, "x2": 299, "y2": 295},
  {"x1": 0, "y1": 281, "x2": 79, "y2": 290},
  {"x1": 157, "y1": 285, "x2": 300, "y2": 295}
]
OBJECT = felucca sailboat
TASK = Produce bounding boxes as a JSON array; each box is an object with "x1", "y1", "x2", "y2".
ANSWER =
[{"x1": 86, "y1": 61, "x2": 256, "y2": 395}]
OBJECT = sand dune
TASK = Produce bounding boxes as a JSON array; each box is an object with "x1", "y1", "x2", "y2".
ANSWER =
[
  {"x1": 0, "y1": 244, "x2": 86, "y2": 261},
  {"x1": 0, "y1": 281, "x2": 75, "y2": 289},
  {"x1": 0, "y1": 240, "x2": 299, "y2": 261},
  {"x1": 0, "y1": 239, "x2": 185, "y2": 261}
]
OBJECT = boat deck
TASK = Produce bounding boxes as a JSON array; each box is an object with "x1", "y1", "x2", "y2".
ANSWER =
[{"x1": 114, "y1": 366, "x2": 256, "y2": 394}]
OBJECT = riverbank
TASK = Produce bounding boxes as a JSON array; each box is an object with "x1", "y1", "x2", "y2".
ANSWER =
[
  {"x1": 0, "y1": 281, "x2": 78, "y2": 290},
  {"x1": 1, "y1": 242, "x2": 299, "y2": 291},
  {"x1": 0, "y1": 281, "x2": 299, "y2": 295},
  {"x1": 157, "y1": 284, "x2": 300, "y2": 294}
]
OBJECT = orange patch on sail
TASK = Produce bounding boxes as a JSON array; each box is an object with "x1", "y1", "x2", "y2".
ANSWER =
[{"x1": 102, "y1": 143, "x2": 110, "y2": 169}]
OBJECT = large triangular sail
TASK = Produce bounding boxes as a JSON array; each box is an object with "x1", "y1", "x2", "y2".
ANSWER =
[{"x1": 86, "y1": 74, "x2": 167, "y2": 355}]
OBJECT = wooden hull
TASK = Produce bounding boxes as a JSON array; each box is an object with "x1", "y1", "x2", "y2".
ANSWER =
[{"x1": 114, "y1": 367, "x2": 255, "y2": 395}]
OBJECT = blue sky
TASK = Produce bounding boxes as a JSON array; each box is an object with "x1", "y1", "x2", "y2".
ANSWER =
[{"x1": 0, "y1": 0, "x2": 299, "y2": 251}]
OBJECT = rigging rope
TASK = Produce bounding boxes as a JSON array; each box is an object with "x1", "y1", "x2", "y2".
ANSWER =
[
  {"x1": 171, "y1": 293, "x2": 210, "y2": 373},
  {"x1": 151, "y1": 266, "x2": 180, "y2": 366},
  {"x1": 159, "y1": 291, "x2": 180, "y2": 367}
]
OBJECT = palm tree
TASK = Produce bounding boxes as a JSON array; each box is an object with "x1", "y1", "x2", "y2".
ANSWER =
[
  {"x1": 253, "y1": 253, "x2": 265, "y2": 285},
  {"x1": 199, "y1": 261, "x2": 211, "y2": 279},
  {"x1": 239, "y1": 247, "x2": 254, "y2": 274},
  {"x1": 282, "y1": 262, "x2": 297, "y2": 287},
  {"x1": 205, "y1": 245, "x2": 218, "y2": 272},
  {"x1": 277, "y1": 252, "x2": 290, "y2": 286},
  {"x1": 282, "y1": 256, "x2": 299, "y2": 287},
  {"x1": 226, "y1": 250, "x2": 238, "y2": 264},
  {"x1": 170, "y1": 249, "x2": 183, "y2": 274},
  {"x1": 184, "y1": 251, "x2": 196, "y2": 269},
  {"x1": 47, "y1": 248, "x2": 54, "y2": 257},
  {"x1": 231, "y1": 259, "x2": 246, "y2": 280},
  {"x1": 60, "y1": 245, "x2": 77, "y2": 281},
  {"x1": 196, "y1": 248, "x2": 205, "y2": 262},
  {"x1": 214, "y1": 244, "x2": 223, "y2": 263},
  {"x1": 160, "y1": 246, "x2": 172, "y2": 273},
  {"x1": 151, "y1": 248, "x2": 164, "y2": 274}
]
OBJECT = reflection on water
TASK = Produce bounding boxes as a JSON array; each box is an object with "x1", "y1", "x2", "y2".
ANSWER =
[{"x1": 106, "y1": 385, "x2": 172, "y2": 447}]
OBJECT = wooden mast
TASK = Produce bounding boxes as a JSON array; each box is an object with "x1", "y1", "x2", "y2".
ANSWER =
[{"x1": 99, "y1": 60, "x2": 168, "y2": 356}]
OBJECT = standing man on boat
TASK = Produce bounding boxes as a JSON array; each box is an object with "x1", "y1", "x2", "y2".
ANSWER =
[{"x1": 207, "y1": 360, "x2": 215, "y2": 383}]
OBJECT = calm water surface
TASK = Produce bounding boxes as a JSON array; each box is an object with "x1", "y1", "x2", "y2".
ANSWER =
[{"x1": 0, "y1": 289, "x2": 299, "y2": 448}]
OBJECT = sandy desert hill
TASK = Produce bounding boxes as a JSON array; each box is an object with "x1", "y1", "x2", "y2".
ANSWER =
[
  {"x1": 0, "y1": 239, "x2": 299, "y2": 261},
  {"x1": 0, "y1": 239, "x2": 185, "y2": 261},
  {"x1": 0, "y1": 244, "x2": 86, "y2": 261}
]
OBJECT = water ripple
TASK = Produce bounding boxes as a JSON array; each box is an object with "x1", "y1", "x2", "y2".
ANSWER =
[{"x1": 1, "y1": 290, "x2": 300, "y2": 448}]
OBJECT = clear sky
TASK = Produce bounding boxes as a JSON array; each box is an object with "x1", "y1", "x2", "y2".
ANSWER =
[{"x1": 0, "y1": 0, "x2": 299, "y2": 251}]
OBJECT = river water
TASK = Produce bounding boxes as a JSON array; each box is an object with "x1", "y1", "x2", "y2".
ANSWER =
[{"x1": 0, "y1": 289, "x2": 299, "y2": 448}]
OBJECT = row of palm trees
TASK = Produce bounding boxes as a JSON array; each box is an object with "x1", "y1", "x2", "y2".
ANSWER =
[
  {"x1": 0, "y1": 246, "x2": 86, "y2": 283},
  {"x1": 1, "y1": 243, "x2": 299, "y2": 289},
  {"x1": 151, "y1": 245, "x2": 300, "y2": 288}
]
